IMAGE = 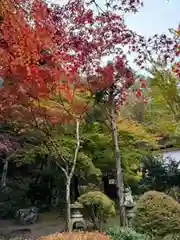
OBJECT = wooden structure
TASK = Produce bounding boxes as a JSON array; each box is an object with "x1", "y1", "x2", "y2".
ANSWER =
[{"x1": 103, "y1": 171, "x2": 117, "y2": 200}]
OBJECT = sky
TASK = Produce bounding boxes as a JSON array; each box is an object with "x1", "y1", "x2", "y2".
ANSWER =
[
  {"x1": 123, "y1": 0, "x2": 180, "y2": 72},
  {"x1": 124, "y1": 0, "x2": 180, "y2": 38}
]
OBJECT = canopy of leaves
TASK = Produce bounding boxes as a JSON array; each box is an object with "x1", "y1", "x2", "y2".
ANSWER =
[
  {"x1": 120, "y1": 73, "x2": 180, "y2": 148},
  {"x1": 117, "y1": 117, "x2": 157, "y2": 146},
  {"x1": 141, "y1": 67, "x2": 180, "y2": 149},
  {"x1": 139, "y1": 154, "x2": 180, "y2": 193},
  {"x1": 82, "y1": 115, "x2": 156, "y2": 187},
  {"x1": 150, "y1": 68, "x2": 180, "y2": 121},
  {"x1": 144, "y1": 84, "x2": 178, "y2": 137}
]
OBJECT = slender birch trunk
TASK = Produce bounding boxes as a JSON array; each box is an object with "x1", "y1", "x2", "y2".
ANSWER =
[
  {"x1": 1, "y1": 158, "x2": 8, "y2": 189},
  {"x1": 110, "y1": 96, "x2": 127, "y2": 227},
  {"x1": 66, "y1": 178, "x2": 71, "y2": 231},
  {"x1": 65, "y1": 119, "x2": 80, "y2": 232}
]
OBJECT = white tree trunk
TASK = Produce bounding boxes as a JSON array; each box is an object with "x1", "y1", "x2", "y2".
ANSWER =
[
  {"x1": 66, "y1": 178, "x2": 71, "y2": 231},
  {"x1": 65, "y1": 119, "x2": 80, "y2": 232},
  {"x1": 1, "y1": 159, "x2": 8, "y2": 189},
  {"x1": 110, "y1": 103, "x2": 127, "y2": 227}
]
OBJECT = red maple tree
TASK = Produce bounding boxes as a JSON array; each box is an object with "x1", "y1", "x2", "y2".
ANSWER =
[
  {"x1": 0, "y1": 0, "x2": 178, "y2": 228},
  {"x1": 0, "y1": 0, "x2": 178, "y2": 110},
  {"x1": 172, "y1": 26, "x2": 180, "y2": 78}
]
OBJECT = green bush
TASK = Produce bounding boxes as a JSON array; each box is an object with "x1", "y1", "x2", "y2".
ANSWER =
[
  {"x1": 132, "y1": 191, "x2": 180, "y2": 238},
  {"x1": 106, "y1": 227, "x2": 148, "y2": 240},
  {"x1": 78, "y1": 183, "x2": 100, "y2": 195},
  {"x1": 78, "y1": 191, "x2": 115, "y2": 231},
  {"x1": 0, "y1": 186, "x2": 30, "y2": 219}
]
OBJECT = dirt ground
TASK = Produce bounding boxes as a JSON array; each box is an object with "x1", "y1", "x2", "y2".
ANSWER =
[
  {"x1": 0, "y1": 212, "x2": 66, "y2": 239},
  {"x1": 0, "y1": 212, "x2": 118, "y2": 239}
]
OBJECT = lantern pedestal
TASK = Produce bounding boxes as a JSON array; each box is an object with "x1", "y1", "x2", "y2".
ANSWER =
[{"x1": 125, "y1": 205, "x2": 135, "y2": 226}]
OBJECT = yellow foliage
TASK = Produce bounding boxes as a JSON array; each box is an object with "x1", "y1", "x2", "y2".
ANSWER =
[
  {"x1": 144, "y1": 72, "x2": 179, "y2": 138},
  {"x1": 32, "y1": 88, "x2": 92, "y2": 122},
  {"x1": 117, "y1": 117, "x2": 157, "y2": 147}
]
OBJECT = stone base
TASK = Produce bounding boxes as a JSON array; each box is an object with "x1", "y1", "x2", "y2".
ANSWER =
[{"x1": 70, "y1": 218, "x2": 86, "y2": 231}]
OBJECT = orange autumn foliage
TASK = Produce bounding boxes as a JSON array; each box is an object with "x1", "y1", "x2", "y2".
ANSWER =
[
  {"x1": 0, "y1": 0, "x2": 84, "y2": 125},
  {"x1": 38, "y1": 232, "x2": 110, "y2": 240}
]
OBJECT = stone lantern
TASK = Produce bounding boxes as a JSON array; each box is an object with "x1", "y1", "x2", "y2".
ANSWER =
[
  {"x1": 124, "y1": 187, "x2": 135, "y2": 226},
  {"x1": 70, "y1": 202, "x2": 86, "y2": 231},
  {"x1": 16, "y1": 206, "x2": 39, "y2": 225}
]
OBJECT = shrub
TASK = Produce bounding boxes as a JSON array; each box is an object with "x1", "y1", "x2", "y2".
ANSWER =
[
  {"x1": 0, "y1": 186, "x2": 30, "y2": 219},
  {"x1": 78, "y1": 191, "x2": 116, "y2": 231},
  {"x1": 106, "y1": 227, "x2": 149, "y2": 240},
  {"x1": 132, "y1": 191, "x2": 180, "y2": 238},
  {"x1": 38, "y1": 232, "x2": 110, "y2": 240},
  {"x1": 79, "y1": 183, "x2": 100, "y2": 195}
]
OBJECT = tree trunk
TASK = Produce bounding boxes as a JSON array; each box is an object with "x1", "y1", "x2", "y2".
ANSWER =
[
  {"x1": 110, "y1": 102, "x2": 127, "y2": 227},
  {"x1": 66, "y1": 177, "x2": 71, "y2": 231},
  {"x1": 74, "y1": 175, "x2": 79, "y2": 201},
  {"x1": 1, "y1": 159, "x2": 8, "y2": 189},
  {"x1": 65, "y1": 119, "x2": 80, "y2": 232}
]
